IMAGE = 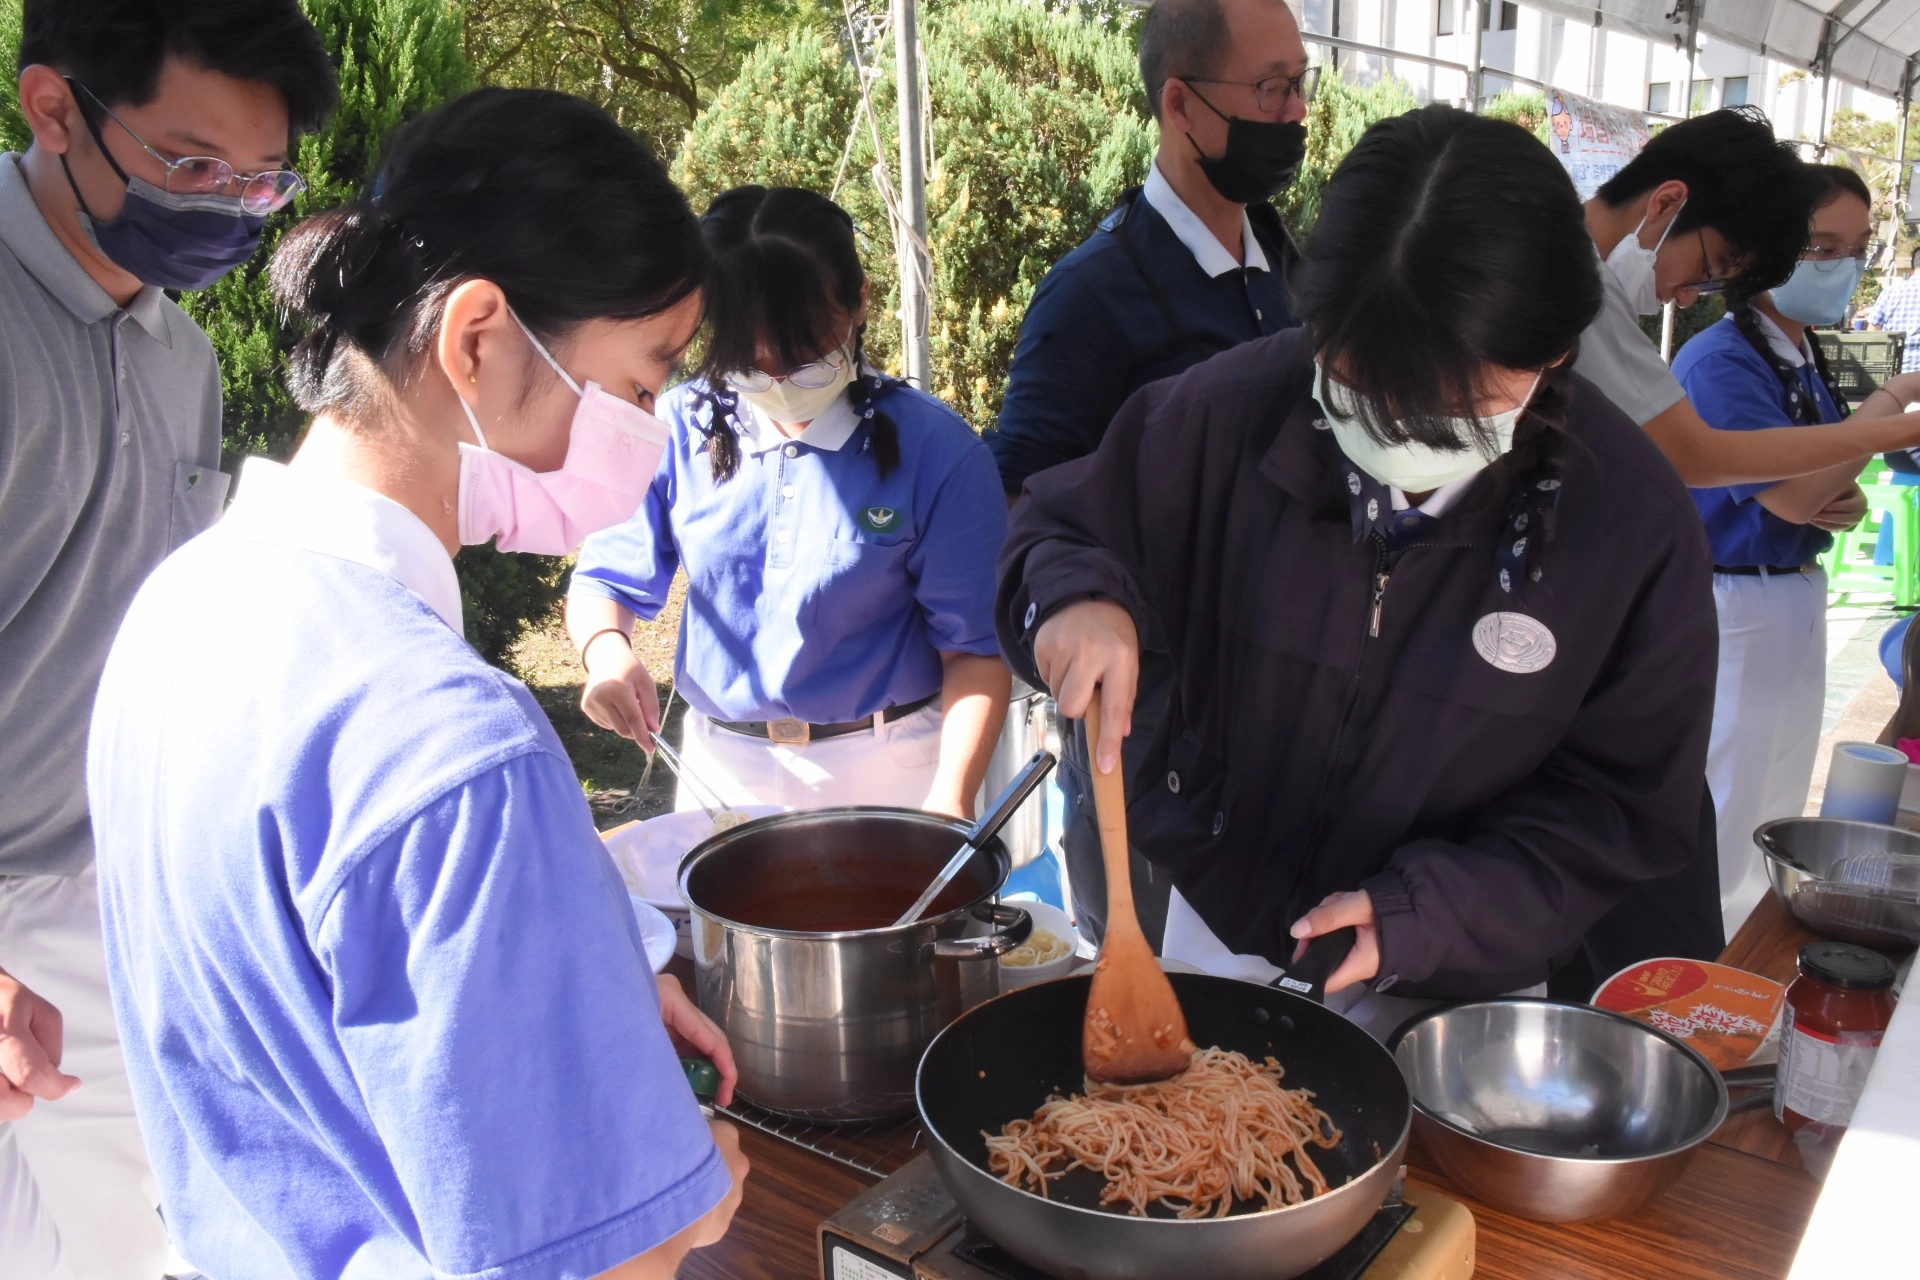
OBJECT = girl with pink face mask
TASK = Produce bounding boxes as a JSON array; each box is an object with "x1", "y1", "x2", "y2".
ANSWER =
[
  {"x1": 567, "y1": 186, "x2": 1011, "y2": 821},
  {"x1": 85, "y1": 90, "x2": 749, "y2": 1280}
]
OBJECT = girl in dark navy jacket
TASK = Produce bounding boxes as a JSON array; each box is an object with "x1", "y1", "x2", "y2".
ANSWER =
[{"x1": 999, "y1": 106, "x2": 1719, "y2": 1013}]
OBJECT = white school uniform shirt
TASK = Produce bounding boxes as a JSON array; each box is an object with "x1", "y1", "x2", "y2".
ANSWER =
[{"x1": 1142, "y1": 161, "x2": 1271, "y2": 277}]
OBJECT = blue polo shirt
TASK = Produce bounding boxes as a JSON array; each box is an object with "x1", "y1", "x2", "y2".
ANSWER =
[
  {"x1": 571, "y1": 375, "x2": 1005, "y2": 724},
  {"x1": 89, "y1": 463, "x2": 727, "y2": 1280},
  {"x1": 1674, "y1": 314, "x2": 1840, "y2": 569}
]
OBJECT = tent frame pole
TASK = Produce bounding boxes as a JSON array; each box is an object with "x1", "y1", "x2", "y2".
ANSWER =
[{"x1": 892, "y1": 0, "x2": 932, "y2": 391}]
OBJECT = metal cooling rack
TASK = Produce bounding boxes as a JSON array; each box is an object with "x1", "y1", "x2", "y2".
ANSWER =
[{"x1": 717, "y1": 1098, "x2": 928, "y2": 1179}]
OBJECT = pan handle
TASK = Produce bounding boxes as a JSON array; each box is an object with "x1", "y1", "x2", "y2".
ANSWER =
[
  {"x1": 932, "y1": 903, "x2": 1033, "y2": 960},
  {"x1": 1268, "y1": 927, "x2": 1357, "y2": 1005}
]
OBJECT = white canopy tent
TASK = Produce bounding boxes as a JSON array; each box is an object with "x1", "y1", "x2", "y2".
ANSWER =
[{"x1": 1525, "y1": 0, "x2": 1920, "y2": 102}]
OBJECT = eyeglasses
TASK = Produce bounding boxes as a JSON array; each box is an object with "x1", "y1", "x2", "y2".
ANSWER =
[
  {"x1": 1685, "y1": 226, "x2": 1732, "y2": 296},
  {"x1": 1802, "y1": 238, "x2": 1884, "y2": 272},
  {"x1": 1177, "y1": 66, "x2": 1322, "y2": 114},
  {"x1": 67, "y1": 79, "x2": 307, "y2": 215},
  {"x1": 730, "y1": 330, "x2": 855, "y2": 393}
]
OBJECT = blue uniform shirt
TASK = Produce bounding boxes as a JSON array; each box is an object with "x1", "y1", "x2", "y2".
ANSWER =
[
  {"x1": 1674, "y1": 314, "x2": 1841, "y2": 569},
  {"x1": 571, "y1": 375, "x2": 1006, "y2": 724},
  {"x1": 985, "y1": 169, "x2": 1298, "y2": 493},
  {"x1": 89, "y1": 462, "x2": 727, "y2": 1280}
]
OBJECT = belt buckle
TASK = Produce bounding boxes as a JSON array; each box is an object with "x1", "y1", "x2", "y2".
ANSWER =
[{"x1": 768, "y1": 717, "x2": 810, "y2": 745}]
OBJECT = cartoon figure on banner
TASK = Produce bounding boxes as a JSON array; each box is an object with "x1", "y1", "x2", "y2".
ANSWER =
[{"x1": 1549, "y1": 91, "x2": 1573, "y2": 154}]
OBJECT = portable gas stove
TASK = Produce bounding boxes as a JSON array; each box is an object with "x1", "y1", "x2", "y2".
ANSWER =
[{"x1": 815, "y1": 1154, "x2": 1474, "y2": 1280}]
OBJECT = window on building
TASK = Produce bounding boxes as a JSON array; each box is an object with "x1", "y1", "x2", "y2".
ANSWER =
[
  {"x1": 1723, "y1": 76, "x2": 1749, "y2": 107},
  {"x1": 1436, "y1": 0, "x2": 1453, "y2": 36},
  {"x1": 1690, "y1": 80, "x2": 1711, "y2": 114},
  {"x1": 1647, "y1": 82, "x2": 1671, "y2": 114},
  {"x1": 1481, "y1": 1, "x2": 1517, "y2": 30}
]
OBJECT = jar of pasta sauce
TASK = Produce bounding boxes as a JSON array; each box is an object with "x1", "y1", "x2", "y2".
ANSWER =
[{"x1": 1774, "y1": 942, "x2": 1897, "y2": 1146}]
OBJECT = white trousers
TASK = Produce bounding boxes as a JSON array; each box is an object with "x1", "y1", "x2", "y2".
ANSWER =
[
  {"x1": 0, "y1": 865, "x2": 170, "y2": 1280},
  {"x1": 677, "y1": 703, "x2": 946, "y2": 812},
  {"x1": 1706, "y1": 568, "x2": 1828, "y2": 942},
  {"x1": 1160, "y1": 888, "x2": 1544, "y2": 1042}
]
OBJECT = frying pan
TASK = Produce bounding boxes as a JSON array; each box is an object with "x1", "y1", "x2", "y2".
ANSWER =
[{"x1": 916, "y1": 968, "x2": 1411, "y2": 1280}]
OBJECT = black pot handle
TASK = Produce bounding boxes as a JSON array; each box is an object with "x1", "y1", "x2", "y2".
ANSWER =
[
  {"x1": 932, "y1": 902, "x2": 1033, "y2": 960},
  {"x1": 1268, "y1": 927, "x2": 1357, "y2": 1005}
]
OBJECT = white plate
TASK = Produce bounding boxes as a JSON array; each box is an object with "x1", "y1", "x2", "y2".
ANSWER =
[
  {"x1": 629, "y1": 896, "x2": 678, "y2": 973},
  {"x1": 602, "y1": 807, "x2": 785, "y2": 911}
]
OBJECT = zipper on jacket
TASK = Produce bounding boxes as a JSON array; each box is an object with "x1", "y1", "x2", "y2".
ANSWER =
[{"x1": 1278, "y1": 532, "x2": 1473, "y2": 930}]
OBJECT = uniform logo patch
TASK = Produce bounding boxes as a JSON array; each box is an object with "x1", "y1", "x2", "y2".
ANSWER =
[
  {"x1": 858, "y1": 505, "x2": 902, "y2": 533},
  {"x1": 1473, "y1": 612, "x2": 1556, "y2": 674}
]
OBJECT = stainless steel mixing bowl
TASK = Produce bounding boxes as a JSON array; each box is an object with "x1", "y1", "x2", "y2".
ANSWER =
[
  {"x1": 1389, "y1": 1000, "x2": 1728, "y2": 1223},
  {"x1": 1755, "y1": 817, "x2": 1920, "y2": 948}
]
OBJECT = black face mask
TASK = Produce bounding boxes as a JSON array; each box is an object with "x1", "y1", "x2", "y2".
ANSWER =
[{"x1": 1184, "y1": 85, "x2": 1306, "y2": 204}]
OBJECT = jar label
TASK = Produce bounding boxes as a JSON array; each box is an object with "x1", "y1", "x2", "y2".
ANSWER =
[{"x1": 1775, "y1": 1018, "x2": 1884, "y2": 1127}]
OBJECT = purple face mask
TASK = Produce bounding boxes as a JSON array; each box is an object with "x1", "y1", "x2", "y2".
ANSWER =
[{"x1": 71, "y1": 173, "x2": 266, "y2": 292}]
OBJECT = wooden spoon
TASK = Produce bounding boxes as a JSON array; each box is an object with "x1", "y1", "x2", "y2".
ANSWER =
[{"x1": 1081, "y1": 698, "x2": 1195, "y2": 1083}]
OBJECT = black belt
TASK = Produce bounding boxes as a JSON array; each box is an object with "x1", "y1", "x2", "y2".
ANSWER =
[
  {"x1": 710, "y1": 692, "x2": 939, "y2": 745},
  {"x1": 1712, "y1": 563, "x2": 1819, "y2": 576}
]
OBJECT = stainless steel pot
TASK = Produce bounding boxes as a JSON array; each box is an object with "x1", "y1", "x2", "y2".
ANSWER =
[
  {"x1": 680, "y1": 807, "x2": 1032, "y2": 1120},
  {"x1": 980, "y1": 678, "x2": 1054, "y2": 870}
]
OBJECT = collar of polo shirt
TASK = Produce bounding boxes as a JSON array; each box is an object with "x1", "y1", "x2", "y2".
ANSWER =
[
  {"x1": 737, "y1": 364, "x2": 879, "y2": 455},
  {"x1": 225, "y1": 457, "x2": 465, "y2": 632},
  {"x1": 1142, "y1": 161, "x2": 1271, "y2": 279},
  {"x1": 0, "y1": 155, "x2": 172, "y2": 342},
  {"x1": 1750, "y1": 308, "x2": 1812, "y2": 370}
]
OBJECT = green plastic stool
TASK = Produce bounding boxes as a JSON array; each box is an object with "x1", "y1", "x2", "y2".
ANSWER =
[{"x1": 1823, "y1": 475, "x2": 1920, "y2": 607}]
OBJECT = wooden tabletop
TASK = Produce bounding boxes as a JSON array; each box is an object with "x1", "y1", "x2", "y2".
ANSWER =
[{"x1": 677, "y1": 898, "x2": 1831, "y2": 1279}]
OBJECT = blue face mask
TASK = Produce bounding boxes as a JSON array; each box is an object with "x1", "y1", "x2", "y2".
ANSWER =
[
  {"x1": 59, "y1": 108, "x2": 265, "y2": 292},
  {"x1": 1770, "y1": 257, "x2": 1865, "y2": 327}
]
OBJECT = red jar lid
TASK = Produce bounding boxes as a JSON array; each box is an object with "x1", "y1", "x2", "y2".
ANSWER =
[{"x1": 1797, "y1": 942, "x2": 1896, "y2": 991}]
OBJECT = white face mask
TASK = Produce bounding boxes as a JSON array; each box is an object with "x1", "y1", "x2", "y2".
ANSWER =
[
  {"x1": 1314, "y1": 360, "x2": 1540, "y2": 493},
  {"x1": 731, "y1": 346, "x2": 855, "y2": 424},
  {"x1": 1604, "y1": 198, "x2": 1685, "y2": 317}
]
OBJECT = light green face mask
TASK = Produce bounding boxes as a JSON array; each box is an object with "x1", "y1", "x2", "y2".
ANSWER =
[
  {"x1": 1313, "y1": 360, "x2": 1539, "y2": 493},
  {"x1": 731, "y1": 347, "x2": 855, "y2": 424}
]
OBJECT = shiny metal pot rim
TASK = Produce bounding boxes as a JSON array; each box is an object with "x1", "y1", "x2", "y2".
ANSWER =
[
  {"x1": 678, "y1": 805, "x2": 1002, "y2": 941},
  {"x1": 1389, "y1": 998, "x2": 1729, "y2": 1166}
]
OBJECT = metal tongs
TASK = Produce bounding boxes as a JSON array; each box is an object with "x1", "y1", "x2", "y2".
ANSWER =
[{"x1": 646, "y1": 732, "x2": 742, "y2": 829}]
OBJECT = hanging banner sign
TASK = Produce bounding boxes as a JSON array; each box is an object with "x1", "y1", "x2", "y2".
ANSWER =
[{"x1": 1546, "y1": 87, "x2": 1651, "y2": 201}]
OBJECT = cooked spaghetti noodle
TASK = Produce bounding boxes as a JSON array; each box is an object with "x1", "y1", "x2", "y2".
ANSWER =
[{"x1": 982, "y1": 1047, "x2": 1341, "y2": 1218}]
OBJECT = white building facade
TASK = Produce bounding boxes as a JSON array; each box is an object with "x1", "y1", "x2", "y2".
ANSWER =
[{"x1": 1299, "y1": 0, "x2": 1900, "y2": 143}]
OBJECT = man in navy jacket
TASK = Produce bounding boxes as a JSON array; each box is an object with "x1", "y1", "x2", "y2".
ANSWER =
[{"x1": 986, "y1": 0, "x2": 1309, "y2": 942}]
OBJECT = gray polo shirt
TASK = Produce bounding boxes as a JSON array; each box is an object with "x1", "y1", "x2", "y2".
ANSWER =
[
  {"x1": 0, "y1": 154, "x2": 228, "y2": 879},
  {"x1": 1573, "y1": 245, "x2": 1688, "y2": 428}
]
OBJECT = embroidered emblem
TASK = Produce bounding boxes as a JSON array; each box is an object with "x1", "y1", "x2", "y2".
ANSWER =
[
  {"x1": 1365, "y1": 497, "x2": 1380, "y2": 521},
  {"x1": 858, "y1": 505, "x2": 902, "y2": 534},
  {"x1": 1347, "y1": 472, "x2": 1362, "y2": 495},
  {"x1": 1473, "y1": 611, "x2": 1557, "y2": 674}
]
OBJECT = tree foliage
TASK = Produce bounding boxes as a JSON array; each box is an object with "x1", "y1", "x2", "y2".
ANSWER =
[
  {"x1": 1276, "y1": 70, "x2": 1418, "y2": 238},
  {"x1": 675, "y1": 0, "x2": 1155, "y2": 431},
  {"x1": 463, "y1": 0, "x2": 820, "y2": 158},
  {"x1": 0, "y1": 0, "x2": 22, "y2": 153}
]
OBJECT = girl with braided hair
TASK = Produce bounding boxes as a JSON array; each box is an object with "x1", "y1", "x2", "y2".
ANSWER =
[
  {"x1": 568, "y1": 186, "x2": 1010, "y2": 817},
  {"x1": 1674, "y1": 163, "x2": 1920, "y2": 935}
]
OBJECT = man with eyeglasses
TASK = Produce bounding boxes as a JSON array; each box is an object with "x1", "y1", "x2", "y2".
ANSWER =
[
  {"x1": 985, "y1": 0, "x2": 1310, "y2": 948},
  {"x1": 1, "y1": 3, "x2": 335, "y2": 1276}
]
